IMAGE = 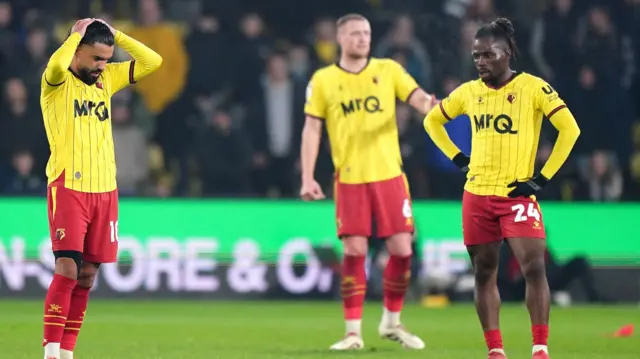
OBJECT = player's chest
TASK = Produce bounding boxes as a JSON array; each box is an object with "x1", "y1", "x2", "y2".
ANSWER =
[
  {"x1": 466, "y1": 88, "x2": 536, "y2": 136},
  {"x1": 66, "y1": 82, "x2": 111, "y2": 123},
  {"x1": 325, "y1": 74, "x2": 394, "y2": 118}
]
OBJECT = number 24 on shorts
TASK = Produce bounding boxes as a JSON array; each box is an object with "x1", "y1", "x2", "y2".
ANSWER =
[{"x1": 511, "y1": 203, "x2": 540, "y2": 223}]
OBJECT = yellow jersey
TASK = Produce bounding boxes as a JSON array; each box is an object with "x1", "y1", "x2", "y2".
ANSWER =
[
  {"x1": 438, "y1": 72, "x2": 570, "y2": 197},
  {"x1": 304, "y1": 58, "x2": 420, "y2": 184},
  {"x1": 41, "y1": 31, "x2": 162, "y2": 193}
]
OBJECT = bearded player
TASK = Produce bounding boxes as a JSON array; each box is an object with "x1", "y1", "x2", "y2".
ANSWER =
[
  {"x1": 300, "y1": 14, "x2": 437, "y2": 350},
  {"x1": 424, "y1": 18, "x2": 580, "y2": 359},
  {"x1": 41, "y1": 19, "x2": 161, "y2": 359}
]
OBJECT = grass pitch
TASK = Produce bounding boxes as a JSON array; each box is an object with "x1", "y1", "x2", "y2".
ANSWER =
[{"x1": 1, "y1": 300, "x2": 638, "y2": 358}]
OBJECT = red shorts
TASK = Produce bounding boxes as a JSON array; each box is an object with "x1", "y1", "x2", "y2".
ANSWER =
[
  {"x1": 462, "y1": 191, "x2": 546, "y2": 246},
  {"x1": 47, "y1": 185, "x2": 119, "y2": 263},
  {"x1": 335, "y1": 174, "x2": 414, "y2": 238}
]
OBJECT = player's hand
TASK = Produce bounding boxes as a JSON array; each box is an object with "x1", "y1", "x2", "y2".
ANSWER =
[
  {"x1": 452, "y1": 152, "x2": 470, "y2": 173},
  {"x1": 95, "y1": 18, "x2": 117, "y2": 35},
  {"x1": 71, "y1": 18, "x2": 94, "y2": 37},
  {"x1": 507, "y1": 175, "x2": 549, "y2": 198},
  {"x1": 300, "y1": 180, "x2": 325, "y2": 201}
]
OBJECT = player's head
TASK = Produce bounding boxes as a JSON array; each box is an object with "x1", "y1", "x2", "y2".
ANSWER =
[
  {"x1": 73, "y1": 21, "x2": 114, "y2": 85},
  {"x1": 336, "y1": 14, "x2": 370, "y2": 60},
  {"x1": 472, "y1": 17, "x2": 519, "y2": 82}
]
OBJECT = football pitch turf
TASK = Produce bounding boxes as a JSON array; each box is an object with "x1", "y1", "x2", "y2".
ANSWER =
[{"x1": 1, "y1": 300, "x2": 638, "y2": 359}]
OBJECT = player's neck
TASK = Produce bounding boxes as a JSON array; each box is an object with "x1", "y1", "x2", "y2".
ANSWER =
[
  {"x1": 338, "y1": 57, "x2": 369, "y2": 74},
  {"x1": 486, "y1": 70, "x2": 515, "y2": 88}
]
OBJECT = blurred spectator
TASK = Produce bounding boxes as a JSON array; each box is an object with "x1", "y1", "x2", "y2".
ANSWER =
[
  {"x1": 112, "y1": 101, "x2": 149, "y2": 196},
  {"x1": 0, "y1": 77, "x2": 47, "y2": 173},
  {"x1": 128, "y1": 0, "x2": 188, "y2": 115},
  {"x1": 194, "y1": 108, "x2": 251, "y2": 196},
  {"x1": 248, "y1": 52, "x2": 304, "y2": 197},
  {"x1": 0, "y1": 1, "x2": 18, "y2": 76},
  {"x1": 184, "y1": 10, "x2": 228, "y2": 97},
  {"x1": 288, "y1": 44, "x2": 313, "y2": 83},
  {"x1": 4, "y1": 149, "x2": 45, "y2": 195},
  {"x1": 455, "y1": 20, "x2": 480, "y2": 81},
  {"x1": 233, "y1": 12, "x2": 272, "y2": 103},
  {"x1": 466, "y1": 0, "x2": 497, "y2": 23},
  {"x1": 530, "y1": 0, "x2": 578, "y2": 97},
  {"x1": 375, "y1": 15, "x2": 432, "y2": 90},
  {"x1": 397, "y1": 104, "x2": 428, "y2": 198},
  {"x1": 576, "y1": 150, "x2": 624, "y2": 202},
  {"x1": 308, "y1": 18, "x2": 337, "y2": 67},
  {"x1": 18, "y1": 26, "x2": 52, "y2": 94}
]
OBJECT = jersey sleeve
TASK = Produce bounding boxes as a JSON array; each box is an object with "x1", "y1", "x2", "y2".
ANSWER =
[
  {"x1": 103, "y1": 61, "x2": 136, "y2": 95},
  {"x1": 304, "y1": 72, "x2": 327, "y2": 120},
  {"x1": 388, "y1": 60, "x2": 420, "y2": 102},
  {"x1": 438, "y1": 84, "x2": 467, "y2": 120},
  {"x1": 534, "y1": 79, "x2": 567, "y2": 118}
]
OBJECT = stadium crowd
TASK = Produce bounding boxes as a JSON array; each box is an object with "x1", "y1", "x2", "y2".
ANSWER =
[{"x1": 0, "y1": 0, "x2": 638, "y2": 200}]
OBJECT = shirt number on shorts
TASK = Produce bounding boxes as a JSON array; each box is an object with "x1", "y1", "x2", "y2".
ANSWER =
[
  {"x1": 109, "y1": 220, "x2": 119, "y2": 242},
  {"x1": 402, "y1": 199, "x2": 412, "y2": 218},
  {"x1": 511, "y1": 203, "x2": 540, "y2": 223}
]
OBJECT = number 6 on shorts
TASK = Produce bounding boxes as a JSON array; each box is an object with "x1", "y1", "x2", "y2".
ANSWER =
[{"x1": 511, "y1": 203, "x2": 540, "y2": 223}]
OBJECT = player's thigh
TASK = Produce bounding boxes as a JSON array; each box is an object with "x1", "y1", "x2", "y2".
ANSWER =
[
  {"x1": 370, "y1": 175, "x2": 414, "y2": 238},
  {"x1": 496, "y1": 196, "x2": 546, "y2": 240},
  {"x1": 48, "y1": 186, "x2": 90, "y2": 253},
  {"x1": 462, "y1": 191, "x2": 501, "y2": 246},
  {"x1": 84, "y1": 190, "x2": 119, "y2": 263},
  {"x1": 335, "y1": 178, "x2": 372, "y2": 238}
]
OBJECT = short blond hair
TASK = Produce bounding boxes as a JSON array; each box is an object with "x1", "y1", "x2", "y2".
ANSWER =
[{"x1": 336, "y1": 13, "x2": 367, "y2": 28}]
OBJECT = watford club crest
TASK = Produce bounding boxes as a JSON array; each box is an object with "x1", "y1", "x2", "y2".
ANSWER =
[
  {"x1": 507, "y1": 92, "x2": 517, "y2": 104},
  {"x1": 55, "y1": 228, "x2": 65, "y2": 240},
  {"x1": 372, "y1": 76, "x2": 378, "y2": 84}
]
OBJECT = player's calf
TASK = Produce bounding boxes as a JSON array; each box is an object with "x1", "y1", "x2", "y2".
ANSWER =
[
  {"x1": 468, "y1": 243, "x2": 504, "y2": 354},
  {"x1": 44, "y1": 251, "x2": 83, "y2": 359},
  {"x1": 507, "y1": 238, "x2": 551, "y2": 355},
  {"x1": 61, "y1": 262, "x2": 100, "y2": 358}
]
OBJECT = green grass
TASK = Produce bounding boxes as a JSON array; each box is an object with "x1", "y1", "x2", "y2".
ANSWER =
[{"x1": 1, "y1": 300, "x2": 638, "y2": 358}]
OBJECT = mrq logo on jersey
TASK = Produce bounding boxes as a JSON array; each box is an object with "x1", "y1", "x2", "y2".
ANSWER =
[{"x1": 0, "y1": 236, "x2": 467, "y2": 299}]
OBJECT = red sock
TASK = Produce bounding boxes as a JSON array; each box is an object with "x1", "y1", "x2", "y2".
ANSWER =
[
  {"x1": 383, "y1": 255, "x2": 411, "y2": 312},
  {"x1": 532, "y1": 324, "x2": 549, "y2": 346},
  {"x1": 484, "y1": 329, "x2": 504, "y2": 351},
  {"x1": 61, "y1": 286, "x2": 91, "y2": 351},
  {"x1": 341, "y1": 255, "x2": 366, "y2": 320},
  {"x1": 43, "y1": 274, "x2": 77, "y2": 346}
]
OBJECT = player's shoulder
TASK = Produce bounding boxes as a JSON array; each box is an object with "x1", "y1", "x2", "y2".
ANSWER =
[
  {"x1": 369, "y1": 57, "x2": 402, "y2": 71},
  {"x1": 310, "y1": 64, "x2": 339, "y2": 81},
  {"x1": 518, "y1": 72, "x2": 549, "y2": 87}
]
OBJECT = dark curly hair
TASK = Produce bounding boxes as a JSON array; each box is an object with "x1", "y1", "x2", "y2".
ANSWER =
[{"x1": 68, "y1": 21, "x2": 114, "y2": 46}]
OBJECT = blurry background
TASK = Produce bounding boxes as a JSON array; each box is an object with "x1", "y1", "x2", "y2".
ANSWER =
[{"x1": 0, "y1": 0, "x2": 638, "y2": 305}]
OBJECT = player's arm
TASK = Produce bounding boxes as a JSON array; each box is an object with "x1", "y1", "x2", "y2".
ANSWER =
[
  {"x1": 507, "y1": 81, "x2": 581, "y2": 198},
  {"x1": 99, "y1": 20, "x2": 162, "y2": 93},
  {"x1": 390, "y1": 60, "x2": 436, "y2": 115},
  {"x1": 423, "y1": 85, "x2": 470, "y2": 171},
  {"x1": 300, "y1": 73, "x2": 327, "y2": 200},
  {"x1": 538, "y1": 90, "x2": 581, "y2": 180},
  {"x1": 44, "y1": 19, "x2": 95, "y2": 86}
]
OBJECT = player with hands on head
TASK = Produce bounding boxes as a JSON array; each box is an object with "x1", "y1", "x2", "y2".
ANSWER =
[
  {"x1": 300, "y1": 13, "x2": 437, "y2": 351},
  {"x1": 41, "y1": 18, "x2": 162, "y2": 359},
  {"x1": 423, "y1": 17, "x2": 580, "y2": 359}
]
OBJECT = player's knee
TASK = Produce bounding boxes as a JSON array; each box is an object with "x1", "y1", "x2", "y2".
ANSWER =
[
  {"x1": 472, "y1": 256, "x2": 498, "y2": 286},
  {"x1": 54, "y1": 250, "x2": 83, "y2": 279},
  {"x1": 77, "y1": 262, "x2": 100, "y2": 288},
  {"x1": 520, "y1": 256, "x2": 546, "y2": 282},
  {"x1": 342, "y1": 236, "x2": 368, "y2": 257},
  {"x1": 385, "y1": 233, "x2": 413, "y2": 257}
]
